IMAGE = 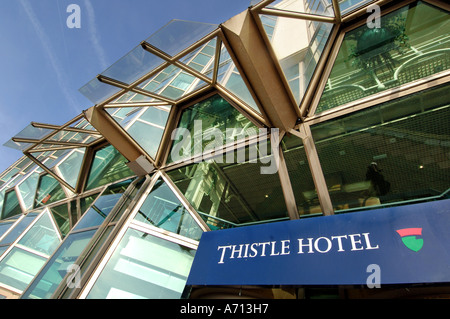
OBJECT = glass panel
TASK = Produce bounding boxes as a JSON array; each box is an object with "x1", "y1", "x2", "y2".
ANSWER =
[
  {"x1": 17, "y1": 171, "x2": 40, "y2": 210},
  {"x1": 260, "y1": 14, "x2": 333, "y2": 105},
  {"x1": 21, "y1": 229, "x2": 97, "y2": 299},
  {"x1": 56, "y1": 149, "x2": 85, "y2": 188},
  {"x1": 0, "y1": 214, "x2": 38, "y2": 246},
  {"x1": 85, "y1": 145, "x2": 134, "y2": 191},
  {"x1": 282, "y1": 135, "x2": 322, "y2": 216},
  {"x1": 124, "y1": 106, "x2": 170, "y2": 159},
  {"x1": 2, "y1": 190, "x2": 22, "y2": 219},
  {"x1": 0, "y1": 222, "x2": 14, "y2": 239},
  {"x1": 217, "y1": 44, "x2": 260, "y2": 112},
  {"x1": 74, "y1": 179, "x2": 132, "y2": 231},
  {"x1": 135, "y1": 178, "x2": 203, "y2": 241},
  {"x1": 79, "y1": 77, "x2": 121, "y2": 105},
  {"x1": 49, "y1": 204, "x2": 71, "y2": 237},
  {"x1": 167, "y1": 143, "x2": 288, "y2": 228},
  {"x1": 312, "y1": 83, "x2": 450, "y2": 212},
  {"x1": 34, "y1": 174, "x2": 67, "y2": 208},
  {"x1": 339, "y1": 0, "x2": 373, "y2": 15},
  {"x1": 168, "y1": 94, "x2": 258, "y2": 163},
  {"x1": 18, "y1": 212, "x2": 61, "y2": 256},
  {"x1": 86, "y1": 228, "x2": 196, "y2": 299},
  {"x1": 268, "y1": 0, "x2": 335, "y2": 17},
  {"x1": 146, "y1": 20, "x2": 217, "y2": 57},
  {"x1": 0, "y1": 247, "x2": 46, "y2": 291},
  {"x1": 101, "y1": 45, "x2": 163, "y2": 85},
  {"x1": 316, "y1": 2, "x2": 450, "y2": 114}
]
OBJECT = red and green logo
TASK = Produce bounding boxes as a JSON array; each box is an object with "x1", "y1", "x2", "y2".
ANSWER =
[{"x1": 396, "y1": 228, "x2": 423, "y2": 252}]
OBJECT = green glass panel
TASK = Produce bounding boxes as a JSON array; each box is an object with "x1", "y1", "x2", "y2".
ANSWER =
[
  {"x1": 282, "y1": 135, "x2": 322, "y2": 216},
  {"x1": 0, "y1": 222, "x2": 14, "y2": 238},
  {"x1": 18, "y1": 212, "x2": 61, "y2": 256},
  {"x1": 86, "y1": 228, "x2": 196, "y2": 299},
  {"x1": 167, "y1": 142, "x2": 288, "y2": 228},
  {"x1": 21, "y1": 229, "x2": 97, "y2": 299},
  {"x1": 34, "y1": 174, "x2": 67, "y2": 208},
  {"x1": 85, "y1": 145, "x2": 134, "y2": 191},
  {"x1": 168, "y1": 94, "x2": 258, "y2": 163},
  {"x1": 0, "y1": 247, "x2": 46, "y2": 291},
  {"x1": 311, "y1": 83, "x2": 450, "y2": 212},
  {"x1": 50, "y1": 204, "x2": 71, "y2": 237},
  {"x1": 316, "y1": 1, "x2": 450, "y2": 114},
  {"x1": 135, "y1": 178, "x2": 203, "y2": 241},
  {"x1": 2, "y1": 190, "x2": 22, "y2": 219}
]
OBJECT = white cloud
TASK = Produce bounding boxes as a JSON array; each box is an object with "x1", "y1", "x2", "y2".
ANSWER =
[
  {"x1": 83, "y1": 0, "x2": 109, "y2": 70},
  {"x1": 19, "y1": 0, "x2": 80, "y2": 113}
]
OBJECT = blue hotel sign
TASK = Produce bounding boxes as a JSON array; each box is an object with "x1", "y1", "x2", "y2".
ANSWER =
[{"x1": 187, "y1": 199, "x2": 450, "y2": 286}]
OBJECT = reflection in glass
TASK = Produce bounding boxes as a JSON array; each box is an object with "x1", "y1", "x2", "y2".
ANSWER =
[
  {"x1": 2, "y1": 190, "x2": 22, "y2": 219},
  {"x1": 85, "y1": 145, "x2": 134, "y2": 191},
  {"x1": 34, "y1": 174, "x2": 67, "y2": 208},
  {"x1": 86, "y1": 228, "x2": 195, "y2": 299},
  {"x1": 316, "y1": 1, "x2": 450, "y2": 113},
  {"x1": 167, "y1": 143, "x2": 288, "y2": 228},
  {"x1": 0, "y1": 214, "x2": 38, "y2": 246},
  {"x1": 49, "y1": 204, "x2": 71, "y2": 237},
  {"x1": 312, "y1": 83, "x2": 450, "y2": 211},
  {"x1": 135, "y1": 178, "x2": 203, "y2": 241},
  {"x1": 0, "y1": 247, "x2": 46, "y2": 291},
  {"x1": 124, "y1": 106, "x2": 170, "y2": 159},
  {"x1": 168, "y1": 94, "x2": 258, "y2": 163},
  {"x1": 21, "y1": 229, "x2": 97, "y2": 299},
  {"x1": 56, "y1": 149, "x2": 85, "y2": 188},
  {"x1": 74, "y1": 179, "x2": 132, "y2": 231},
  {"x1": 281, "y1": 135, "x2": 321, "y2": 216},
  {"x1": 18, "y1": 212, "x2": 61, "y2": 256},
  {"x1": 260, "y1": 2, "x2": 334, "y2": 104}
]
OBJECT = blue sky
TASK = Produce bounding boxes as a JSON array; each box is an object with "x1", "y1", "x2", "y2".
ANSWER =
[{"x1": 0, "y1": 0, "x2": 251, "y2": 173}]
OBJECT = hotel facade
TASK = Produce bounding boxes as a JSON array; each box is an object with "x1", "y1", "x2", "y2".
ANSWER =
[{"x1": 0, "y1": 0, "x2": 448, "y2": 299}]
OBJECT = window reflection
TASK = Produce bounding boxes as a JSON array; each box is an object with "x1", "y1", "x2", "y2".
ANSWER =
[
  {"x1": 317, "y1": 1, "x2": 450, "y2": 113},
  {"x1": 86, "y1": 228, "x2": 195, "y2": 299},
  {"x1": 134, "y1": 178, "x2": 203, "y2": 241},
  {"x1": 312, "y1": 83, "x2": 450, "y2": 211}
]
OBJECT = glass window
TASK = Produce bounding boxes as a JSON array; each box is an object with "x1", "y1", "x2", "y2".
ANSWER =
[
  {"x1": 56, "y1": 149, "x2": 85, "y2": 188},
  {"x1": 316, "y1": 1, "x2": 450, "y2": 114},
  {"x1": 34, "y1": 174, "x2": 67, "y2": 208},
  {"x1": 21, "y1": 229, "x2": 97, "y2": 299},
  {"x1": 0, "y1": 247, "x2": 46, "y2": 291},
  {"x1": 0, "y1": 214, "x2": 38, "y2": 246},
  {"x1": 17, "y1": 212, "x2": 61, "y2": 256},
  {"x1": 2, "y1": 190, "x2": 22, "y2": 219},
  {"x1": 85, "y1": 228, "x2": 196, "y2": 299},
  {"x1": 217, "y1": 45, "x2": 260, "y2": 112},
  {"x1": 85, "y1": 145, "x2": 134, "y2": 191},
  {"x1": 49, "y1": 204, "x2": 71, "y2": 237},
  {"x1": 167, "y1": 142, "x2": 288, "y2": 228},
  {"x1": 311, "y1": 83, "x2": 450, "y2": 211},
  {"x1": 74, "y1": 179, "x2": 132, "y2": 231},
  {"x1": 125, "y1": 106, "x2": 170, "y2": 159},
  {"x1": 168, "y1": 94, "x2": 258, "y2": 163},
  {"x1": 17, "y1": 171, "x2": 40, "y2": 210},
  {"x1": 135, "y1": 178, "x2": 203, "y2": 241},
  {"x1": 281, "y1": 135, "x2": 321, "y2": 216}
]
